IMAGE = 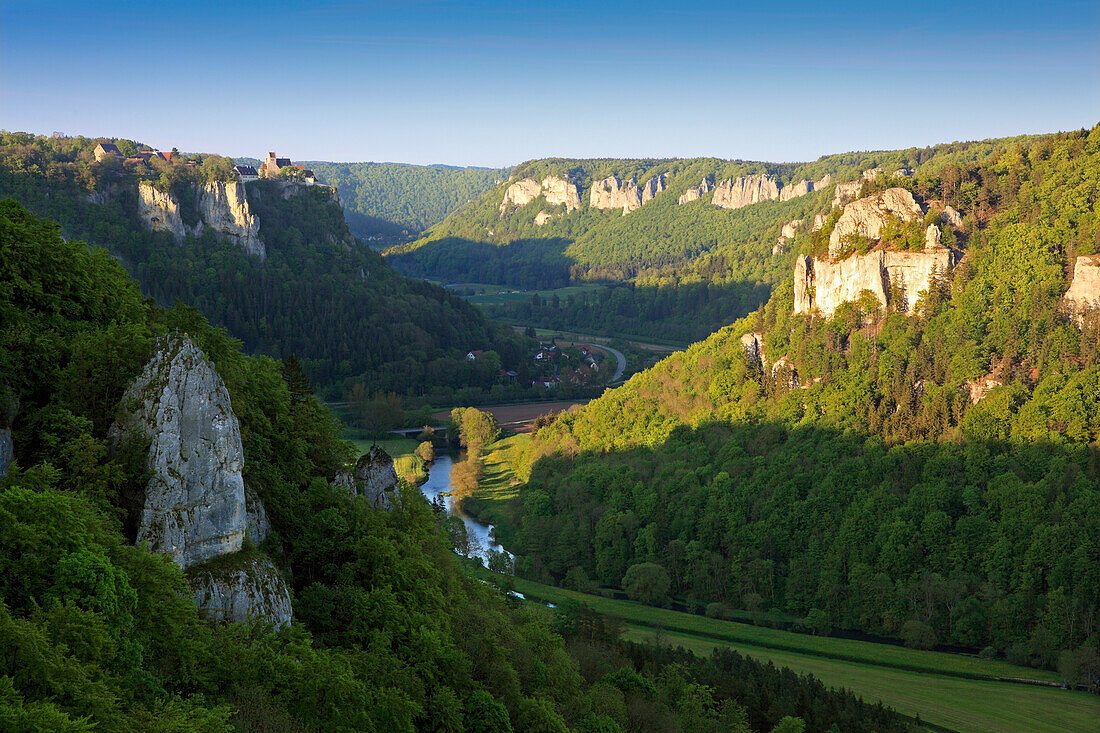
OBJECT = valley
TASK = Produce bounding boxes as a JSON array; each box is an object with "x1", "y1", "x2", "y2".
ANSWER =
[{"x1": 2, "y1": 92, "x2": 1096, "y2": 733}]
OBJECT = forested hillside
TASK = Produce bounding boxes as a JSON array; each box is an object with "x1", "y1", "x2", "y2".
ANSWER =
[
  {"x1": 0, "y1": 132, "x2": 533, "y2": 407},
  {"x1": 509, "y1": 126, "x2": 1100, "y2": 679},
  {"x1": 300, "y1": 161, "x2": 509, "y2": 243},
  {"x1": 386, "y1": 138, "x2": 1040, "y2": 341},
  {"x1": 0, "y1": 199, "x2": 916, "y2": 732}
]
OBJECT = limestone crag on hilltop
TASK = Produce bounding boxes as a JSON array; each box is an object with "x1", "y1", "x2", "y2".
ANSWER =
[
  {"x1": 590, "y1": 174, "x2": 668, "y2": 215},
  {"x1": 499, "y1": 176, "x2": 581, "y2": 216},
  {"x1": 794, "y1": 190, "x2": 959, "y2": 318},
  {"x1": 137, "y1": 180, "x2": 266, "y2": 259},
  {"x1": 827, "y1": 188, "x2": 924, "y2": 257},
  {"x1": 712, "y1": 174, "x2": 782, "y2": 210},
  {"x1": 678, "y1": 177, "x2": 712, "y2": 204},
  {"x1": 109, "y1": 334, "x2": 291, "y2": 625}
]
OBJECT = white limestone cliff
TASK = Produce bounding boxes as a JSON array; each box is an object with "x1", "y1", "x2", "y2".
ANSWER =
[
  {"x1": 590, "y1": 174, "x2": 667, "y2": 214},
  {"x1": 198, "y1": 181, "x2": 266, "y2": 259},
  {"x1": 793, "y1": 246, "x2": 956, "y2": 317},
  {"x1": 1063, "y1": 255, "x2": 1100, "y2": 324},
  {"x1": 713, "y1": 174, "x2": 782, "y2": 210},
  {"x1": 109, "y1": 335, "x2": 246, "y2": 568},
  {"x1": 828, "y1": 188, "x2": 924, "y2": 257},
  {"x1": 678, "y1": 178, "x2": 713, "y2": 204},
  {"x1": 137, "y1": 180, "x2": 265, "y2": 258},
  {"x1": 500, "y1": 176, "x2": 580, "y2": 216},
  {"x1": 109, "y1": 334, "x2": 291, "y2": 626}
]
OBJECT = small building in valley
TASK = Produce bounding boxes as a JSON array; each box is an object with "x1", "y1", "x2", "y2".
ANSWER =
[{"x1": 234, "y1": 165, "x2": 259, "y2": 181}]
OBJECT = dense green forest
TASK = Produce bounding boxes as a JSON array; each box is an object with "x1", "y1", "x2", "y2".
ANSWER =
[
  {"x1": 298, "y1": 161, "x2": 509, "y2": 244},
  {"x1": 386, "y1": 137, "x2": 1043, "y2": 340},
  {"x1": 0, "y1": 132, "x2": 540, "y2": 409},
  {"x1": 0, "y1": 199, "x2": 919, "y2": 731},
  {"x1": 506, "y1": 127, "x2": 1100, "y2": 680}
]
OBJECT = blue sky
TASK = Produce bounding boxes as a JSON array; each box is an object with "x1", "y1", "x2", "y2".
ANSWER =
[{"x1": 2, "y1": 1, "x2": 1097, "y2": 166}]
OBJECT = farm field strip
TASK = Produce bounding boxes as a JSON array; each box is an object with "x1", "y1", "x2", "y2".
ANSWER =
[
  {"x1": 478, "y1": 570, "x2": 1062, "y2": 683},
  {"x1": 622, "y1": 627, "x2": 1100, "y2": 733}
]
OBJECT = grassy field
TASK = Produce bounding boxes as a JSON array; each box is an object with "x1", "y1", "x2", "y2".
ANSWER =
[
  {"x1": 438, "y1": 281, "x2": 606, "y2": 306},
  {"x1": 478, "y1": 571, "x2": 1061, "y2": 683},
  {"x1": 623, "y1": 627, "x2": 1099, "y2": 733},
  {"x1": 472, "y1": 570, "x2": 1097, "y2": 732}
]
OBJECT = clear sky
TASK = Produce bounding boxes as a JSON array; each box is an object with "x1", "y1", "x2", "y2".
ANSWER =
[{"x1": 2, "y1": 1, "x2": 1097, "y2": 167}]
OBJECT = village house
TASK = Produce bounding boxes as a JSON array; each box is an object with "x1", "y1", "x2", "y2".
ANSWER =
[
  {"x1": 466, "y1": 350, "x2": 484, "y2": 361},
  {"x1": 93, "y1": 143, "x2": 122, "y2": 162},
  {"x1": 234, "y1": 165, "x2": 259, "y2": 181}
]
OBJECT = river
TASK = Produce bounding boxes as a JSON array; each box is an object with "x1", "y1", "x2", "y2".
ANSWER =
[{"x1": 419, "y1": 453, "x2": 513, "y2": 567}]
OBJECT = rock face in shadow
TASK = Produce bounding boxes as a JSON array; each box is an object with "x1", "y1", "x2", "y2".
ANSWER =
[
  {"x1": 109, "y1": 335, "x2": 246, "y2": 568},
  {"x1": 189, "y1": 553, "x2": 292, "y2": 627},
  {"x1": 0, "y1": 386, "x2": 15, "y2": 479},
  {"x1": 1063, "y1": 255, "x2": 1100, "y2": 324},
  {"x1": 109, "y1": 334, "x2": 291, "y2": 626},
  {"x1": 333, "y1": 445, "x2": 400, "y2": 509}
]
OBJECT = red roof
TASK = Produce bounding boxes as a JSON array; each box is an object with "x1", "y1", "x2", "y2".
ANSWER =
[{"x1": 155, "y1": 151, "x2": 173, "y2": 162}]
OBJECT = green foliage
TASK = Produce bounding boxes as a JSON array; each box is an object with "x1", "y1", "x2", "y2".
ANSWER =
[
  {"x1": 386, "y1": 134, "x2": 1049, "y2": 340},
  {"x1": 298, "y1": 161, "x2": 510, "y2": 242},
  {"x1": 511, "y1": 128, "x2": 1100, "y2": 672},
  {"x1": 0, "y1": 132, "x2": 538, "y2": 406}
]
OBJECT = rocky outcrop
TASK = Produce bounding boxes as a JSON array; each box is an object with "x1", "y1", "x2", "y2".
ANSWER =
[
  {"x1": 713, "y1": 174, "x2": 781, "y2": 210},
  {"x1": 500, "y1": 176, "x2": 580, "y2": 216},
  {"x1": 893, "y1": 168, "x2": 913, "y2": 178},
  {"x1": 500, "y1": 178, "x2": 542, "y2": 214},
  {"x1": 137, "y1": 181, "x2": 265, "y2": 258},
  {"x1": 189, "y1": 553, "x2": 292, "y2": 627},
  {"x1": 110, "y1": 335, "x2": 291, "y2": 626},
  {"x1": 198, "y1": 181, "x2": 265, "y2": 259},
  {"x1": 138, "y1": 182, "x2": 190, "y2": 239},
  {"x1": 966, "y1": 375, "x2": 1003, "y2": 404},
  {"x1": 542, "y1": 176, "x2": 581, "y2": 211},
  {"x1": 774, "y1": 220, "x2": 803, "y2": 254},
  {"x1": 245, "y1": 484, "x2": 270, "y2": 547},
  {"x1": 1063, "y1": 255, "x2": 1100, "y2": 324},
  {"x1": 334, "y1": 445, "x2": 399, "y2": 509},
  {"x1": 828, "y1": 188, "x2": 924, "y2": 257},
  {"x1": 811, "y1": 213, "x2": 828, "y2": 232},
  {"x1": 0, "y1": 387, "x2": 15, "y2": 479},
  {"x1": 862, "y1": 167, "x2": 883, "y2": 181},
  {"x1": 832, "y1": 180, "x2": 863, "y2": 208},
  {"x1": 110, "y1": 335, "x2": 246, "y2": 568},
  {"x1": 641, "y1": 174, "x2": 667, "y2": 204},
  {"x1": 534, "y1": 210, "x2": 552, "y2": 226},
  {"x1": 793, "y1": 246, "x2": 956, "y2": 317},
  {"x1": 0, "y1": 429, "x2": 10, "y2": 480},
  {"x1": 740, "y1": 332, "x2": 767, "y2": 367},
  {"x1": 678, "y1": 178, "x2": 712, "y2": 204},
  {"x1": 940, "y1": 205, "x2": 964, "y2": 228},
  {"x1": 590, "y1": 174, "x2": 667, "y2": 215}
]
